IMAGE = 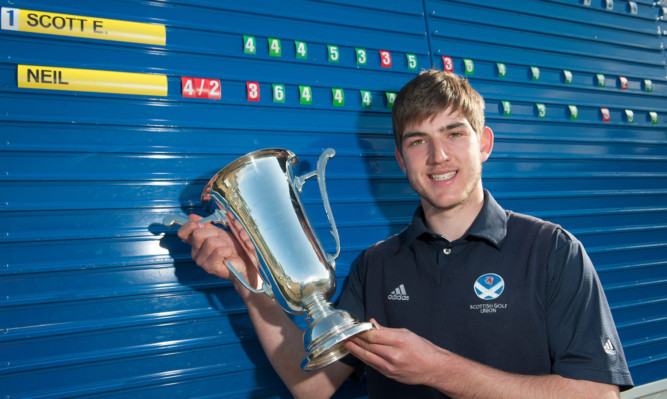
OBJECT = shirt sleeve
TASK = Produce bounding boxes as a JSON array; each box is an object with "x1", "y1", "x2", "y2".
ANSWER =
[{"x1": 546, "y1": 228, "x2": 633, "y2": 390}]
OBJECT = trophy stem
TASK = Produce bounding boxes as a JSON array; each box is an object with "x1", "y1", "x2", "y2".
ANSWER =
[
  {"x1": 300, "y1": 292, "x2": 374, "y2": 372},
  {"x1": 302, "y1": 291, "x2": 334, "y2": 322}
]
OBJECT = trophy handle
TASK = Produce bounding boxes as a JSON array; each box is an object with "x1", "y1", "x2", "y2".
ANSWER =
[
  {"x1": 163, "y1": 210, "x2": 271, "y2": 296},
  {"x1": 224, "y1": 261, "x2": 269, "y2": 295},
  {"x1": 293, "y1": 148, "x2": 341, "y2": 265},
  {"x1": 162, "y1": 209, "x2": 228, "y2": 227}
]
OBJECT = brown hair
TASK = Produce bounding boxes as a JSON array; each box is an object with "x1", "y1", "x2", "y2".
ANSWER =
[{"x1": 392, "y1": 69, "x2": 486, "y2": 148}]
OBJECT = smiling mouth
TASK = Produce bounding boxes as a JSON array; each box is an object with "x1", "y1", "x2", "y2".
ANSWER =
[{"x1": 430, "y1": 171, "x2": 457, "y2": 181}]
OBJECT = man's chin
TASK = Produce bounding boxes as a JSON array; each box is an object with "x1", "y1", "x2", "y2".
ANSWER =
[
  {"x1": 421, "y1": 189, "x2": 481, "y2": 215},
  {"x1": 421, "y1": 197, "x2": 463, "y2": 214}
]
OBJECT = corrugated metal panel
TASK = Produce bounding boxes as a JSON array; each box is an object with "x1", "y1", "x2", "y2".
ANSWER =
[
  {"x1": 0, "y1": 0, "x2": 665, "y2": 397},
  {"x1": 424, "y1": 0, "x2": 667, "y2": 387},
  {"x1": 0, "y1": 0, "x2": 425, "y2": 397}
]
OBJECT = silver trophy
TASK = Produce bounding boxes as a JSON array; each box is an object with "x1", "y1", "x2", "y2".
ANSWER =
[{"x1": 165, "y1": 148, "x2": 373, "y2": 371}]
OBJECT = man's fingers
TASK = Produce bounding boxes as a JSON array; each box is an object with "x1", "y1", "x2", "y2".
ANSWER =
[
  {"x1": 347, "y1": 332, "x2": 397, "y2": 361},
  {"x1": 344, "y1": 337, "x2": 388, "y2": 369},
  {"x1": 177, "y1": 215, "x2": 216, "y2": 244},
  {"x1": 177, "y1": 221, "x2": 198, "y2": 243},
  {"x1": 351, "y1": 326, "x2": 402, "y2": 347},
  {"x1": 369, "y1": 318, "x2": 383, "y2": 329},
  {"x1": 189, "y1": 227, "x2": 220, "y2": 253},
  {"x1": 196, "y1": 235, "x2": 236, "y2": 264}
]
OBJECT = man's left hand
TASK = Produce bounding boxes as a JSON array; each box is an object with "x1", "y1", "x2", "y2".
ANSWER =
[{"x1": 343, "y1": 318, "x2": 446, "y2": 387}]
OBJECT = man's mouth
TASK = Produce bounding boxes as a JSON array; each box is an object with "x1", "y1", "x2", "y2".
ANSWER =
[{"x1": 430, "y1": 171, "x2": 457, "y2": 181}]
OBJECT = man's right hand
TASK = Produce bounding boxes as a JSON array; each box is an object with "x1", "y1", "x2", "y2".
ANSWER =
[{"x1": 177, "y1": 214, "x2": 261, "y2": 296}]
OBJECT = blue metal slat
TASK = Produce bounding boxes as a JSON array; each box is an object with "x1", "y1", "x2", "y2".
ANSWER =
[
  {"x1": 0, "y1": 175, "x2": 417, "y2": 214},
  {"x1": 0, "y1": 262, "x2": 223, "y2": 307},
  {"x1": 598, "y1": 260, "x2": 667, "y2": 289},
  {"x1": 615, "y1": 302, "x2": 667, "y2": 340},
  {"x1": 57, "y1": 367, "x2": 295, "y2": 399},
  {"x1": 573, "y1": 225, "x2": 667, "y2": 253},
  {"x1": 0, "y1": 89, "x2": 401, "y2": 132},
  {"x1": 0, "y1": 209, "x2": 176, "y2": 242},
  {"x1": 0, "y1": 122, "x2": 395, "y2": 156},
  {"x1": 0, "y1": 151, "x2": 405, "y2": 183},
  {"x1": 546, "y1": 0, "x2": 658, "y2": 21},
  {"x1": 2, "y1": 339, "x2": 278, "y2": 399},
  {"x1": 475, "y1": 80, "x2": 667, "y2": 112},
  {"x1": 0, "y1": 236, "x2": 179, "y2": 273},
  {"x1": 166, "y1": 0, "x2": 427, "y2": 38},
  {"x1": 621, "y1": 325, "x2": 667, "y2": 383},
  {"x1": 604, "y1": 276, "x2": 667, "y2": 304},
  {"x1": 586, "y1": 242, "x2": 667, "y2": 276},
  {"x1": 540, "y1": 208, "x2": 667, "y2": 232},
  {"x1": 2, "y1": 312, "x2": 254, "y2": 373},
  {"x1": 431, "y1": 37, "x2": 665, "y2": 78},
  {"x1": 0, "y1": 180, "x2": 192, "y2": 211},
  {"x1": 426, "y1": 5, "x2": 663, "y2": 74},
  {"x1": 493, "y1": 191, "x2": 667, "y2": 228},
  {"x1": 484, "y1": 176, "x2": 667, "y2": 198},
  {"x1": 460, "y1": 0, "x2": 660, "y2": 35},
  {"x1": 491, "y1": 120, "x2": 667, "y2": 143},
  {"x1": 429, "y1": 2, "x2": 660, "y2": 57},
  {"x1": 626, "y1": 357, "x2": 667, "y2": 388},
  {"x1": 1, "y1": 285, "x2": 243, "y2": 341}
]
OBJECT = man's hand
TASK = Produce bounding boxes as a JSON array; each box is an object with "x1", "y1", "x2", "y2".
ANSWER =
[
  {"x1": 344, "y1": 319, "x2": 621, "y2": 399},
  {"x1": 343, "y1": 318, "x2": 447, "y2": 387},
  {"x1": 177, "y1": 214, "x2": 261, "y2": 295}
]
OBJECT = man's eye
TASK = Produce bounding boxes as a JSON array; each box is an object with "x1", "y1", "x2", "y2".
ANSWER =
[{"x1": 409, "y1": 139, "x2": 425, "y2": 146}]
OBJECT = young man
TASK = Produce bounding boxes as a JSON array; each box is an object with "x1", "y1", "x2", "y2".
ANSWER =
[{"x1": 178, "y1": 70, "x2": 633, "y2": 398}]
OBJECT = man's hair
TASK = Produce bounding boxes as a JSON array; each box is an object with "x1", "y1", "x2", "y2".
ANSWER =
[{"x1": 392, "y1": 69, "x2": 486, "y2": 147}]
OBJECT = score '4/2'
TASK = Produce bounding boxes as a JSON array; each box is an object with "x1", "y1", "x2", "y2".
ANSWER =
[{"x1": 181, "y1": 77, "x2": 221, "y2": 100}]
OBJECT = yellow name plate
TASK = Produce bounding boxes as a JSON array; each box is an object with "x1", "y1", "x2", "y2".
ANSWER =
[
  {"x1": 17, "y1": 65, "x2": 168, "y2": 97},
  {"x1": 1, "y1": 7, "x2": 165, "y2": 46}
]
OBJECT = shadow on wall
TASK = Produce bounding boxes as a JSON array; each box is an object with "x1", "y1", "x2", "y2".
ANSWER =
[
  {"x1": 149, "y1": 167, "x2": 290, "y2": 397},
  {"x1": 355, "y1": 100, "x2": 415, "y2": 240}
]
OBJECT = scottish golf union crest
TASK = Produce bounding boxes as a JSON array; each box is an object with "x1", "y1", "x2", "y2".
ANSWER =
[{"x1": 474, "y1": 273, "x2": 505, "y2": 300}]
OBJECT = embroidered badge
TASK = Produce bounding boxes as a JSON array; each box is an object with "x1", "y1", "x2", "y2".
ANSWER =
[{"x1": 474, "y1": 273, "x2": 505, "y2": 300}]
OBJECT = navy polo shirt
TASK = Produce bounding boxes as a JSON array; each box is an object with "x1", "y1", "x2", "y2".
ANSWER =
[{"x1": 338, "y1": 191, "x2": 633, "y2": 398}]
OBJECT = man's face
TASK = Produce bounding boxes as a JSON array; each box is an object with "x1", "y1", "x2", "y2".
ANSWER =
[{"x1": 395, "y1": 107, "x2": 493, "y2": 216}]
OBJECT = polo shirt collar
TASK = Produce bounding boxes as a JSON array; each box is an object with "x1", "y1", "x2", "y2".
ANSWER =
[{"x1": 399, "y1": 190, "x2": 507, "y2": 251}]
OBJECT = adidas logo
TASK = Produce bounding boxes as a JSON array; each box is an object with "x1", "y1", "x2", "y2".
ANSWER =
[
  {"x1": 388, "y1": 284, "x2": 410, "y2": 301},
  {"x1": 603, "y1": 339, "x2": 617, "y2": 356}
]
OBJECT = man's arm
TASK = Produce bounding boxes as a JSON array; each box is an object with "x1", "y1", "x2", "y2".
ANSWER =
[
  {"x1": 344, "y1": 319, "x2": 620, "y2": 399},
  {"x1": 235, "y1": 279, "x2": 353, "y2": 399},
  {"x1": 178, "y1": 216, "x2": 352, "y2": 398}
]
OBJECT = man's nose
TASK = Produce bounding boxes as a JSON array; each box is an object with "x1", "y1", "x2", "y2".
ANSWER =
[{"x1": 429, "y1": 139, "x2": 448, "y2": 163}]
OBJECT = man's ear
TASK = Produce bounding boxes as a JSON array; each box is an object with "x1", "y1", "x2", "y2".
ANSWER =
[
  {"x1": 480, "y1": 126, "x2": 494, "y2": 162},
  {"x1": 395, "y1": 146, "x2": 407, "y2": 174}
]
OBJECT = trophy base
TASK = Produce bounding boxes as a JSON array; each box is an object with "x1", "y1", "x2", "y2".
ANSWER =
[{"x1": 301, "y1": 309, "x2": 375, "y2": 372}]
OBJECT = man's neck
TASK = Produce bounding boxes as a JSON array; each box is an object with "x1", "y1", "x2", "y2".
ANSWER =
[{"x1": 422, "y1": 191, "x2": 485, "y2": 241}]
